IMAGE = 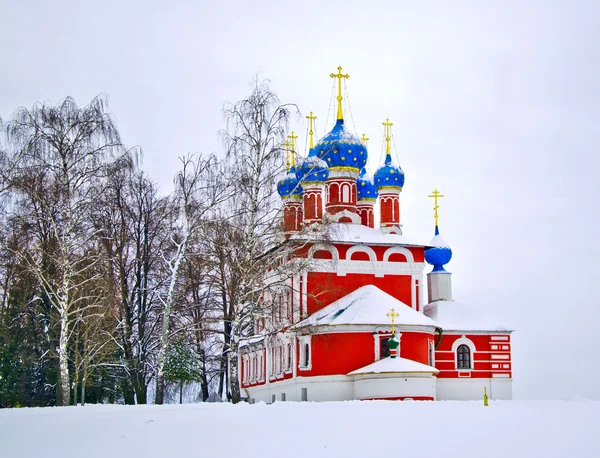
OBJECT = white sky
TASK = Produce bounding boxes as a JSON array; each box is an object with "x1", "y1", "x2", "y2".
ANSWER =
[{"x1": 2, "y1": 0, "x2": 599, "y2": 400}]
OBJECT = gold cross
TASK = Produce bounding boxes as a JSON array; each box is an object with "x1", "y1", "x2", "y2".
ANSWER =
[
  {"x1": 361, "y1": 133, "x2": 369, "y2": 146},
  {"x1": 283, "y1": 140, "x2": 291, "y2": 172},
  {"x1": 428, "y1": 189, "x2": 444, "y2": 227},
  {"x1": 306, "y1": 112, "x2": 317, "y2": 149},
  {"x1": 330, "y1": 66, "x2": 350, "y2": 120},
  {"x1": 287, "y1": 132, "x2": 298, "y2": 168},
  {"x1": 386, "y1": 307, "x2": 400, "y2": 334},
  {"x1": 382, "y1": 118, "x2": 393, "y2": 158}
]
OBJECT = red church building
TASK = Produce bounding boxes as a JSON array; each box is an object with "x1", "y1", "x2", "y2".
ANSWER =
[{"x1": 239, "y1": 67, "x2": 513, "y2": 402}]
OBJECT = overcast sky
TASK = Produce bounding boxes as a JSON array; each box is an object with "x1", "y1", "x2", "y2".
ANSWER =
[{"x1": 2, "y1": 0, "x2": 599, "y2": 400}]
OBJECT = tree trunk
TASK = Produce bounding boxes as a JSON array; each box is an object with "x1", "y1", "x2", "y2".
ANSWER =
[
  {"x1": 218, "y1": 359, "x2": 225, "y2": 399},
  {"x1": 155, "y1": 373, "x2": 165, "y2": 405},
  {"x1": 201, "y1": 358, "x2": 209, "y2": 402},
  {"x1": 179, "y1": 382, "x2": 183, "y2": 404},
  {"x1": 135, "y1": 378, "x2": 148, "y2": 405},
  {"x1": 58, "y1": 310, "x2": 70, "y2": 406},
  {"x1": 229, "y1": 353, "x2": 241, "y2": 403},
  {"x1": 120, "y1": 378, "x2": 135, "y2": 405},
  {"x1": 81, "y1": 376, "x2": 86, "y2": 406},
  {"x1": 73, "y1": 332, "x2": 79, "y2": 406}
]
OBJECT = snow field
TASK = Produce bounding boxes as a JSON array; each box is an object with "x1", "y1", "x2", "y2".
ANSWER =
[{"x1": 0, "y1": 400, "x2": 597, "y2": 458}]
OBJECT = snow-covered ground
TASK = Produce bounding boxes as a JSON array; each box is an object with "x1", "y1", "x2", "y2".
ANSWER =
[{"x1": 1, "y1": 400, "x2": 597, "y2": 458}]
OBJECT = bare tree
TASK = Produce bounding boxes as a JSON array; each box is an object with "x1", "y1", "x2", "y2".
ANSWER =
[
  {"x1": 154, "y1": 153, "x2": 229, "y2": 404},
  {"x1": 1, "y1": 95, "x2": 132, "y2": 405},
  {"x1": 94, "y1": 168, "x2": 168, "y2": 404},
  {"x1": 213, "y1": 78, "x2": 307, "y2": 403}
]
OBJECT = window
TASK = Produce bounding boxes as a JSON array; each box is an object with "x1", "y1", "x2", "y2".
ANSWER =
[
  {"x1": 271, "y1": 347, "x2": 275, "y2": 376},
  {"x1": 301, "y1": 388, "x2": 308, "y2": 401},
  {"x1": 298, "y1": 337, "x2": 311, "y2": 369},
  {"x1": 380, "y1": 338, "x2": 390, "y2": 359},
  {"x1": 281, "y1": 393, "x2": 286, "y2": 401},
  {"x1": 286, "y1": 343, "x2": 292, "y2": 371},
  {"x1": 428, "y1": 341, "x2": 435, "y2": 366},
  {"x1": 342, "y1": 184, "x2": 350, "y2": 202},
  {"x1": 457, "y1": 344, "x2": 471, "y2": 369},
  {"x1": 257, "y1": 353, "x2": 263, "y2": 381}
]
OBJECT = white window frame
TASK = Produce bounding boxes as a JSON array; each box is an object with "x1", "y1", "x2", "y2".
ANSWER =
[
  {"x1": 298, "y1": 336, "x2": 312, "y2": 370},
  {"x1": 452, "y1": 336, "x2": 476, "y2": 371}
]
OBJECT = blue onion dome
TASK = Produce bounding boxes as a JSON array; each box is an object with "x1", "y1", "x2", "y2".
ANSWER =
[
  {"x1": 356, "y1": 168, "x2": 378, "y2": 201},
  {"x1": 374, "y1": 151, "x2": 404, "y2": 191},
  {"x1": 295, "y1": 149, "x2": 329, "y2": 185},
  {"x1": 425, "y1": 226, "x2": 453, "y2": 272},
  {"x1": 311, "y1": 119, "x2": 367, "y2": 173},
  {"x1": 277, "y1": 165, "x2": 303, "y2": 199}
]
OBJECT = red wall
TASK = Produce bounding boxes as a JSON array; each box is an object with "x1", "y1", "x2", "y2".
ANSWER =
[
  {"x1": 434, "y1": 333, "x2": 512, "y2": 379},
  {"x1": 307, "y1": 272, "x2": 412, "y2": 314},
  {"x1": 299, "y1": 331, "x2": 434, "y2": 377},
  {"x1": 377, "y1": 331, "x2": 431, "y2": 364},
  {"x1": 299, "y1": 333, "x2": 374, "y2": 376}
]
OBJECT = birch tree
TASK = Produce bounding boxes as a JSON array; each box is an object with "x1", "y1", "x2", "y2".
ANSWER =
[
  {"x1": 154, "y1": 153, "x2": 229, "y2": 404},
  {"x1": 215, "y1": 79, "x2": 306, "y2": 402},
  {"x1": 1, "y1": 96, "x2": 131, "y2": 405}
]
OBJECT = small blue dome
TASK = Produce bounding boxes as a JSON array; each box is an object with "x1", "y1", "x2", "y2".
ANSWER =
[
  {"x1": 374, "y1": 152, "x2": 404, "y2": 190},
  {"x1": 312, "y1": 119, "x2": 367, "y2": 172},
  {"x1": 277, "y1": 166, "x2": 303, "y2": 198},
  {"x1": 295, "y1": 150, "x2": 329, "y2": 184},
  {"x1": 425, "y1": 226, "x2": 453, "y2": 272},
  {"x1": 356, "y1": 168, "x2": 378, "y2": 201}
]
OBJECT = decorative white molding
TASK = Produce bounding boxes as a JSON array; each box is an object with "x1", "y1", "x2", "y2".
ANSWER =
[
  {"x1": 325, "y1": 210, "x2": 361, "y2": 224},
  {"x1": 346, "y1": 244, "x2": 377, "y2": 262},
  {"x1": 451, "y1": 336, "x2": 476, "y2": 370},
  {"x1": 308, "y1": 243, "x2": 340, "y2": 261},
  {"x1": 309, "y1": 258, "x2": 425, "y2": 277},
  {"x1": 383, "y1": 246, "x2": 414, "y2": 263}
]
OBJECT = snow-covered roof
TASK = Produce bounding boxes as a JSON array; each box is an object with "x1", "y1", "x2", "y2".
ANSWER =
[
  {"x1": 292, "y1": 285, "x2": 437, "y2": 329},
  {"x1": 292, "y1": 222, "x2": 432, "y2": 247},
  {"x1": 348, "y1": 356, "x2": 439, "y2": 375},
  {"x1": 424, "y1": 300, "x2": 511, "y2": 332}
]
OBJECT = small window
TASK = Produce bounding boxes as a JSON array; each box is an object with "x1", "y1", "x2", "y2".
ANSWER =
[
  {"x1": 299, "y1": 338, "x2": 311, "y2": 369},
  {"x1": 342, "y1": 184, "x2": 350, "y2": 202},
  {"x1": 281, "y1": 393, "x2": 286, "y2": 401},
  {"x1": 428, "y1": 341, "x2": 435, "y2": 366},
  {"x1": 457, "y1": 344, "x2": 471, "y2": 369},
  {"x1": 380, "y1": 338, "x2": 390, "y2": 359},
  {"x1": 301, "y1": 388, "x2": 308, "y2": 401},
  {"x1": 303, "y1": 343, "x2": 310, "y2": 367}
]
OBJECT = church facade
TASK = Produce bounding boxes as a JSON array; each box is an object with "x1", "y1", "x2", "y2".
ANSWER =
[{"x1": 238, "y1": 67, "x2": 513, "y2": 402}]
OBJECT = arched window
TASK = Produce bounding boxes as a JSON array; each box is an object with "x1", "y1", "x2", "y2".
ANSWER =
[
  {"x1": 341, "y1": 184, "x2": 350, "y2": 202},
  {"x1": 303, "y1": 343, "x2": 310, "y2": 367},
  {"x1": 457, "y1": 344, "x2": 471, "y2": 369}
]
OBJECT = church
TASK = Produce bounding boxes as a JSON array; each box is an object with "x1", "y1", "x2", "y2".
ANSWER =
[{"x1": 238, "y1": 67, "x2": 513, "y2": 402}]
